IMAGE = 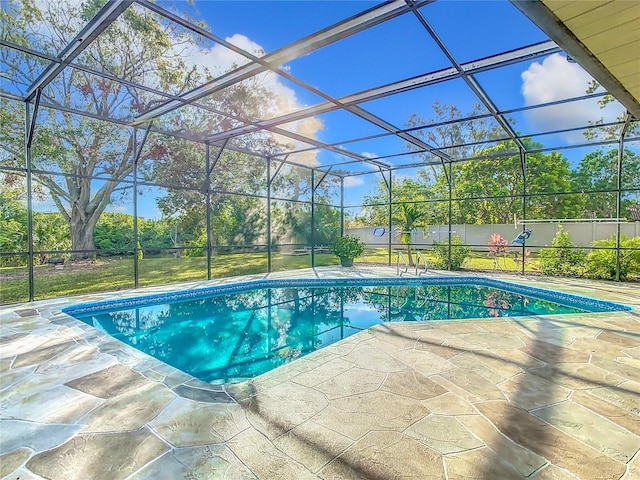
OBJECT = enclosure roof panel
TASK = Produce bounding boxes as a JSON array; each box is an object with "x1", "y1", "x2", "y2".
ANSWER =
[{"x1": 2, "y1": 0, "x2": 636, "y2": 173}]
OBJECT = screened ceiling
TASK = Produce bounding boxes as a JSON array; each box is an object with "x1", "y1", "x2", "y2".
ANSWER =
[{"x1": 1, "y1": 0, "x2": 638, "y2": 177}]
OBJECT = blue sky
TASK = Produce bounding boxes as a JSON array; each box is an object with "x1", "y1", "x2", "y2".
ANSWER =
[
  {"x1": 29, "y1": 0, "x2": 627, "y2": 217},
  {"x1": 154, "y1": 0, "x2": 622, "y2": 211},
  {"x1": 170, "y1": 1, "x2": 622, "y2": 151}
]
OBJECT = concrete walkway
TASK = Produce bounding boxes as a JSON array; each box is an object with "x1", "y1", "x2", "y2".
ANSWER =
[{"x1": 1, "y1": 267, "x2": 639, "y2": 479}]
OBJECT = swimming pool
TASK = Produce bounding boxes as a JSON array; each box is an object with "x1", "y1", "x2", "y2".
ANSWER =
[{"x1": 64, "y1": 277, "x2": 630, "y2": 384}]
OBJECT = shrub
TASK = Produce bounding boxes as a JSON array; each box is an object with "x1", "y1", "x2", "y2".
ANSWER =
[
  {"x1": 430, "y1": 235, "x2": 470, "y2": 270},
  {"x1": 538, "y1": 227, "x2": 585, "y2": 277},
  {"x1": 94, "y1": 212, "x2": 133, "y2": 254},
  {"x1": 331, "y1": 234, "x2": 365, "y2": 259},
  {"x1": 183, "y1": 232, "x2": 207, "y2": 258},
  {"x1": 585, "y1": 235, "x2": 640, "y2": 281},
  {"x1": 184, "y1": 247, "x2": 205, "y2": 258},
  {"x1": 487, "y1": 233, "x2": 509, "y2": 269},
  {"x1": 513, "y1": 249, "x2": 531, "y2": 270}
]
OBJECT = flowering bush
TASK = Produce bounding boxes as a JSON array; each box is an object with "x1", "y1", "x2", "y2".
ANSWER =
[{"x1": 487, "y1": 233, "x2": 509, "y2": 269}]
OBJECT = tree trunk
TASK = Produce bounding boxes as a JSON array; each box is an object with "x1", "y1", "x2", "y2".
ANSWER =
[
  {"x1": 70, "y1": 209, "x2": 100, "y2": 259},
  {"x1": 401, "y1": 232, "x2": 414, "y2": 266},
  {"x1": 406, "y1": 243, "x2": 414, "y2": 266}
]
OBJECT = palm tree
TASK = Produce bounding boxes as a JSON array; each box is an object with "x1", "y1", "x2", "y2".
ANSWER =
[{"x1": 395, "y1": 203, "x2": 426, "y2": 266}]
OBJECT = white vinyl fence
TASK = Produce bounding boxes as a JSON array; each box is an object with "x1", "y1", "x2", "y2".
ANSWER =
[{"x1": 348, "y1": 221, "x2": 640, "y2": 251}]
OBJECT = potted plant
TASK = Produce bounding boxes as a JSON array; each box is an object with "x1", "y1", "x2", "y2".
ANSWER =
[{"x1": 331, "y1": 234, "x2": 365, "y2": 267}]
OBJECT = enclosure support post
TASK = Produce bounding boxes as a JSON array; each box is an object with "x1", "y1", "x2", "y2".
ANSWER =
[
  {"x1": 521, "y1": 148, "x2": 527, "y2": 276},
  {"x1": 267, "y1": 158, "x2": 272, "y2": 273},
  {"x1": 448, "y1": 161, "x2": 453, "y2": 271},
  {"x1": 340, "y1": 177, "x2": 344, "y2": 236},
  {"x1": 25, "y1": 90, "x2": 41, "y2": 302},
  {"x1": 205, "y1": 144, "x2": 212, "y2": 280},
  {"x1": 311, "y1": 169, "x2": 315, "y2": 268},
  {"x1": 311, "y1": 167, "x2": 333, "y2": 267},
  {"x1": 266, "y1": 155, "x2": 288, "y2": 273},
  {"x1": 378, "y1": 167, "x2": 392, "y2": 266},
  {"x1": 132, "y1": 122, "x2": 152, "y2": 289},
  {"x1": 615, "y1": 113, "x2": 631, "y2": 281},
  {"x1": 25, "y1": 89, "x2": 41, "y2": 301},
  {"x1": 133, "y1": 130, "x2": 139, "y2": 288},
  {"x1": 388, "y1": 170, "x2": 393, "y2": 266},
  {"x1": 206, "y1": 140, "x2": 229, "y2": 276}
]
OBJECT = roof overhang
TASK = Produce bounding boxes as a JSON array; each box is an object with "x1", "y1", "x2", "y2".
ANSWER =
[{"x1": 512, "y1": 0, "x2": 640, "y2": 120}]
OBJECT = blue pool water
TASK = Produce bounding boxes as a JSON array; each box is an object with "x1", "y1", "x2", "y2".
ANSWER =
[{"x1": 65, "y1": 277, "x2": 629, "y2": 384}]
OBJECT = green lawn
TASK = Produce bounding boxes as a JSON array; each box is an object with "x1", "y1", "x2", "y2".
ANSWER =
[
  {"x1": 0, "y1": 249, "x2": 538, "y2": 305},
  {"x1": 0, "y1": 253, "x2": 340, "y2": 304}
]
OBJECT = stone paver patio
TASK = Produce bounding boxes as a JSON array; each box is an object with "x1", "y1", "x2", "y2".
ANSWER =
[{"x1": 1, "y1": 267, "x2": 639, "y2": 479}]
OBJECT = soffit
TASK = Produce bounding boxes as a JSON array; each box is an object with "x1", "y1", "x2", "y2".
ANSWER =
[{"x1": 517, "y1": 0, "x2": 640, "y2": 119}]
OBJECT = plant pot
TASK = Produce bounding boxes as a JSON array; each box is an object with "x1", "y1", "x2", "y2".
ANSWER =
[{"x1": 340, "y1": 256, "x2": 354, "y2": 267}]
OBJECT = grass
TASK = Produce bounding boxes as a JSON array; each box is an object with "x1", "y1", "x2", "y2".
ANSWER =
[
  {"x1": 3, "y1": 248, "x2": 635, "y2": 305},
  {"x1": 361, "y1": 248, "x2": 539, "y2": 273},
  {"x1": 0, "y1": 249, "x2": 541, "y2": 305},
  {"x1": 0, "y1": 253, "x2": 340, "y2": 304}
]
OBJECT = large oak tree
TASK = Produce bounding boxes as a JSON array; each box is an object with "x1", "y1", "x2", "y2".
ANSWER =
[{"x1": 1, "y1": 0, "x2": 277, "y2": 256}]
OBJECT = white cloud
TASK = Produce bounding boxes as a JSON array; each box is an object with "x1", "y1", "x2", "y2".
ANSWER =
[
  {"x1": 183, "y1": 35, "x2": 323, "y2": 165},
  {"x1": 198, "y1": 34, "x2": 259, "y2": 73},
  {"x1": 520, "y1": 53, "x2": 623, "y2": 143},
  {"x1": 343, "y1": 176, "x2": 365, "y2": 188},
  {"x1": 359, "y1": 152, "x2": 384, "y2": 171}
]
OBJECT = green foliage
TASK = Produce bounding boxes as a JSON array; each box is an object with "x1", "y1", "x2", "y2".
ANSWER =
[
  {"x1": 430, "y1": 235, "x2": 470, "y2": 270},
  {"x1": 269, "y1": 168, "x2": 340, "y2": 247},
  {"x1": 362, "y1": 178, "x2": 438, "y2": 265},
  {"x1": 538, "y1": 227, "x2": 586, "y2": 277},
  {"x1": 0, "y1": 217, "x2": 28, "y2": 266},
  {"x1": 0, "y1": 184, "x2": 28, "y2": 265},
  {"x1": 331, "y1": 235, "x2": 365, "y2": 259},
  {"x1": 1, "y1": 183, "x2": 72, "y2": 265},
  {"x1": 94, "y1": 213, "x2": 134, "y2": 252},
  {"x1": 524, "y1": 149, "x2": 582, "y2": 220},
  {"x1": 362, "y1": 120, "x2": 579, "y2": 228},
  {"x1": 1, "y1": 0, "x2": 279, "y2": 256},
  {"x1": 447, "y1": 142, "x2": 579, "y2": 224},
  {"x1": 32, "y1": 212, "x2": 71, "y2": 263},
  {"x1": 584, "y1": 235, "x2": 640, "y2": 281},
  {"x1": 139, "y1": 219, "x2": 176, "y2": 251},
  {"x1": 313, "y1": 205, "x2": 341, "y2": 246},
  {"x1": 570, "y1": 149, "x2": 640, "y2": 218},
  {"x1": 184, "y1": 247, "x2": 205, "y2": 258},
  {"x1": 363, "y1": 178, "x2": 435, "y2": 226},
  {"x1": 183, "y1": 231, "x2": 207, "y2": 258}
]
